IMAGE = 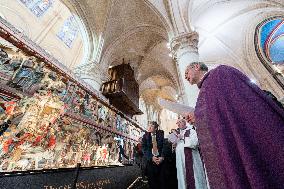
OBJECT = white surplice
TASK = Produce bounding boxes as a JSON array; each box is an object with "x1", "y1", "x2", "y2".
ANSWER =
[{"x1": 175, "y1": 124, "x2": 209, "y2": 189}]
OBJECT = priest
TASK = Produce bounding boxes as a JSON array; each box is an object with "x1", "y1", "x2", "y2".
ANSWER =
[
  {"x1": 172, "y1": 118, "x2": 208, "y2": 189},
  {"x1": 184, "y1": 62, "x2": 284, "y2": 189}
]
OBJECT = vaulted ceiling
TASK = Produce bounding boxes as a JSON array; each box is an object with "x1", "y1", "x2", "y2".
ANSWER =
[
  {"x1": 64, "y1": 0, "x2": 179, "y2": 109},
  {"x1": 61, "y1": 0, "x2": 284, "y2": 109}
]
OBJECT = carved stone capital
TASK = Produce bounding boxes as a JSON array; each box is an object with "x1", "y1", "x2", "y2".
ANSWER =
[
  {"x1": 75, "y1": 62, "x2": 108, "y2": 79},
  {"x1": 170, "y1": 32, "x2": 199, "y2": 57},
  {"x1": 74, "y1": 62, "x2": 110, "y2": 87}
]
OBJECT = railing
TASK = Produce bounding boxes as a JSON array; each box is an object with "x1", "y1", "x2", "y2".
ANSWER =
[
  {"x1": 101, "y1": 78, "x2": 139, "y2": 107},
  {"x1": 101, "y1": 79, "x2": 123, "y2": 94}
]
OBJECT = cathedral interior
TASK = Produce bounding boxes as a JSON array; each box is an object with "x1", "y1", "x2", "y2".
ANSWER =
[{"x1": 0, "y1": 0, "x2": 283, "y2": 188}]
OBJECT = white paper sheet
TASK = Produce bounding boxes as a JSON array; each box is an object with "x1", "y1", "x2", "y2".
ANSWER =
[
  {"x1": 158, "y1": 98, "x2": 195, "y2": 115},
  {"x1": 168, "y1": 132, "x2": 178, "y2": 144}
]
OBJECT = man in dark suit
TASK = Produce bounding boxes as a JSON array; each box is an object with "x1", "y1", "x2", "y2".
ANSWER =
[
  {"x1": 142, "y1": 121, "x2": 164, "y2": 189},
  {"x1": 160, "y1": 138, "x2": 178, "y2": 189}
]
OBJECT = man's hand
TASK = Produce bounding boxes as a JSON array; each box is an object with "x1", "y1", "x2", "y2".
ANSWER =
[
  {"x1": 183, "y1": 112, "x2": 195, "y2": 124},
  {"x1": 156, "y1": 157, "x2": 164, "y2": 165},
  {"x1": 152, "y1": 156, "x2": 159, "y2": 164},
  {"x1": 152, "y1": 156, "x2": 164, "y2": 165}
]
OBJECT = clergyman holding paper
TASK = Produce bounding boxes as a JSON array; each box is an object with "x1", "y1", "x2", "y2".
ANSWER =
[{"x1": 170, "y1": 118, "x2": 208, "y2": 189}]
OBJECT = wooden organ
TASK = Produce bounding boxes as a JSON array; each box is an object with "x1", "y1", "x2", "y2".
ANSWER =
[{"x1": 101, "y1": 62, "x2": 142, "y2": 117}]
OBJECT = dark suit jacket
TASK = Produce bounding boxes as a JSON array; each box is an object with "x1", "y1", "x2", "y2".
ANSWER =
[
  {"x1": 142, "y1": 130, "x2": 164, "y2": 161},
  {"x1": 160, "y1": 139, "x2": 178, "y2": 189}
]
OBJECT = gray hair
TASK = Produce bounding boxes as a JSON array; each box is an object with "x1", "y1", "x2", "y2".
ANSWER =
[{"x1": 188, "y1": 62, "x2": 208, "y2": 72}]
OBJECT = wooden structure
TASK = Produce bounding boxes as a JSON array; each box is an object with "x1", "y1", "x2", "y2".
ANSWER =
[{"x1": 101, "y1": 62, "x2": 142, "y2": 117}]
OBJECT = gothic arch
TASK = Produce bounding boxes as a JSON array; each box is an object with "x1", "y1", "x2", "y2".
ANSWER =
[
  {"x1": 0, "y1": 0, "x2": 91, "y2": 69},
  {"x1": 243, "y1": 11, "x2": 284, "y2": 98},
  {"x1": 100, "y1": 24, "x2": 168, "y2": 72},
  {"x1": 143, "y1": 0, "x2": 174, "y2": 36}
]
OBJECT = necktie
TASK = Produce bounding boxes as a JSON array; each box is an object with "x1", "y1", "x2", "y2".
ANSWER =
[{"x1": 152, "y1": 134, "x2": 159, "y2": 157}]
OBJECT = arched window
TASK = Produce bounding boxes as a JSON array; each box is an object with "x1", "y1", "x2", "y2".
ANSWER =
[
  {"x1": 2, "y1": 0, "x2": 90, "y2": 68},
  {"x1": 57, "y1": 16, "x2": 79, "y2": 48},
  {"x1": 255, "y1": 17, "x2": 284, "y2": 88},
  {"x1": 19, "y1": 0, "x2": 53, "y2": 17}
]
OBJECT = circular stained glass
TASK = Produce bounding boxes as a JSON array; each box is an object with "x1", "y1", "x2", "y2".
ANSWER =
[
  {"x1": 257, "y1": 18, "x2": 284, "y2": 64},
  {"x1": 255, "y1": 17, "x2": 284, "y2": 89}
]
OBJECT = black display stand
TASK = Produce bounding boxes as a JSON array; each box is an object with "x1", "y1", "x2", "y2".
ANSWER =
[{"x1": 0, "y1": 164, "x2": 141, "y2": 189}]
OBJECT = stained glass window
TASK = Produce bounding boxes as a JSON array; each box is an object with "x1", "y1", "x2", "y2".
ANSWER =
[
  {"x1": 258, "y1": 18, "x2": 284, "y2": 64},
  {"x1": 256, "y1": 17, "x2": 284, "y2": 88},
  {"x1": 19, "y1": 0, "x2": 53, "y2": 17},
  {"x1": 57, "y1": 16, "x2": 78, "y2": 48}
]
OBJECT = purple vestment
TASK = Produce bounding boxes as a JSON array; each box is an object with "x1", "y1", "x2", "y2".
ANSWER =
[
  {"x1": 184, "y1": 147, "x2": 194, "y2": 189},
  {"x1": 194, "y1": 65, "x2": 284, "y2": 189},
  {"x1": 184, "y1": 129, "x2": 195, "y2": 189}
]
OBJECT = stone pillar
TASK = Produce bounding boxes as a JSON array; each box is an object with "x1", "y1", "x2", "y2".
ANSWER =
[
  {"x1": 171, "y1": 32, "x2": 200, "y2": 107},
  {"x1": 74, "y1": 62, "x2": 109, "y2": 91}
]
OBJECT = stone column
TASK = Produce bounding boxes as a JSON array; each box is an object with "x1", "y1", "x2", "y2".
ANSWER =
[
  {"x1": 171, "y1": 32, "x2": 200, "y2": 107},
  {"x1": 74, "y1": 62, "x2": 109, "y2": 91}
]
